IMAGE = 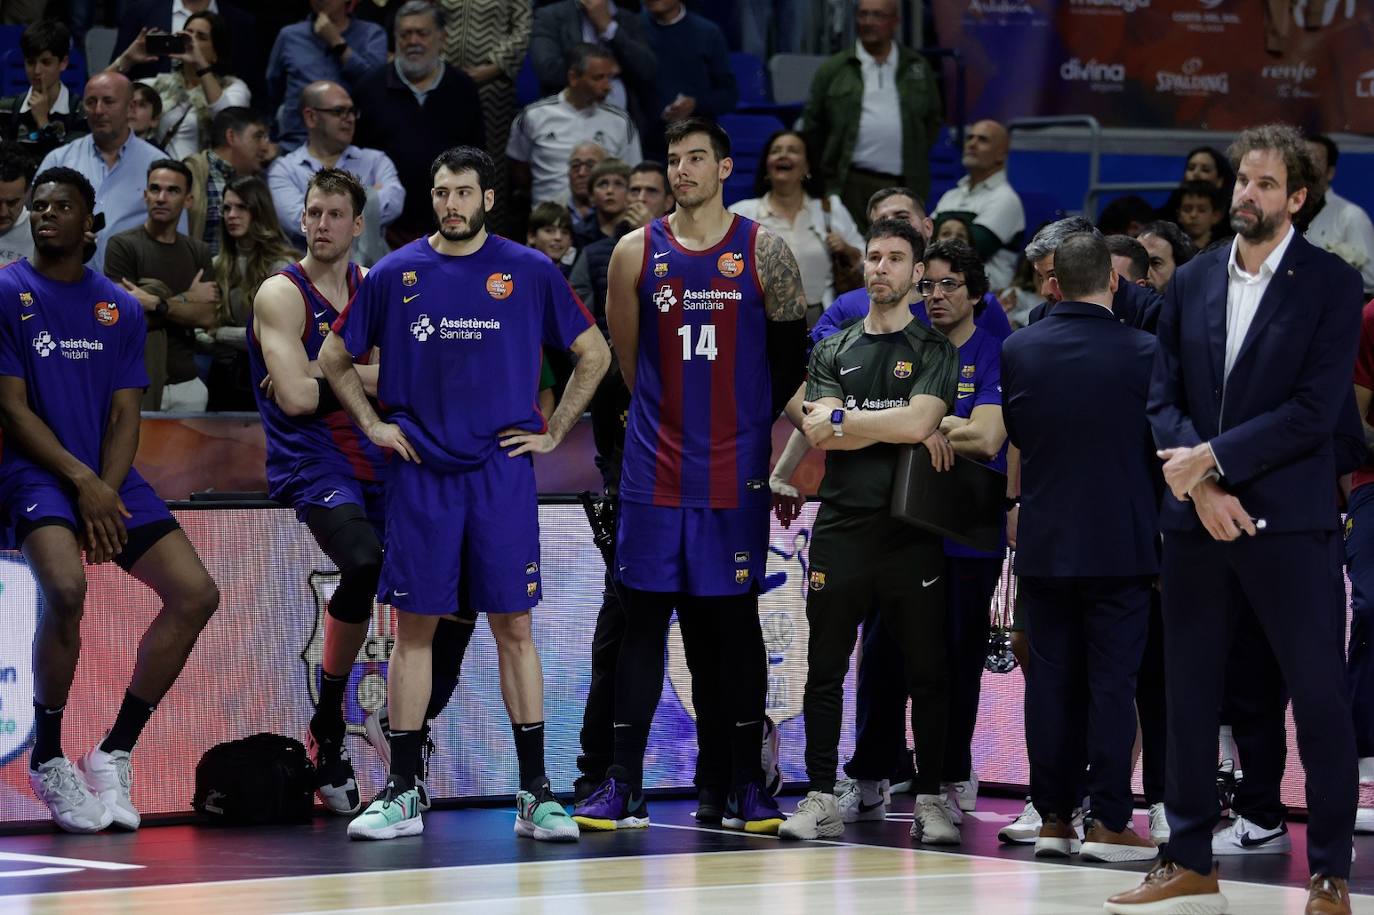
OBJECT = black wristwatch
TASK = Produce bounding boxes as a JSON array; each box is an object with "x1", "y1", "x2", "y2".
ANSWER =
[{"x1": 154, "y1": 299, "x2": 170, "y2": 317}]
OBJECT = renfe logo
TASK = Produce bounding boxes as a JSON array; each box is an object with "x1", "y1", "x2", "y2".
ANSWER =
[{"x1": 0, "y1": 557, "x2": 38, "y2": 766}]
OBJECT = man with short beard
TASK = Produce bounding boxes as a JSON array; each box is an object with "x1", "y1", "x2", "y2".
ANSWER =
[
  {"x1": 0, "y1": 146, "x2": 35, "y2": 266},
  {"x1": 321, "y1": 145, "x2": 610, "y2": 842},
  {"x1": 353, "y1": 0, "x2": 483, "y2": 247}
]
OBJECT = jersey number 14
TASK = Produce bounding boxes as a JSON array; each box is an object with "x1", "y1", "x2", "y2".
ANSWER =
[{"x1": 677, "y1": 324, "x2": 718, "y2": 361}]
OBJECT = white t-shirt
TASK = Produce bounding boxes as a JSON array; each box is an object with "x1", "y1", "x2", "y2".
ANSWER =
[
  {"x1": 850, "y1": 41, "x2": 902, "y2": 177},
  {"x1": 1306, "y1": 189, "x2": 1374, "y2": 293},
  {"x1": 0, "y1": 208, "x2": 34, "y2": 266},
  {"x1": 934, "y1": 168, "x2": 1025, "y2": 291},
  {"x1": 506, "y1": 90, "x2": 642, "y2": 208},
  {"x1": 729, "y1": 193, "x2": 864, "y2": 307}
]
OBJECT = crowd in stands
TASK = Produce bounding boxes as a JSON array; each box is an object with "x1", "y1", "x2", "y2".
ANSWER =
[{"x1": 0, "y1": 0, "x2": 1368, "y2": 414}]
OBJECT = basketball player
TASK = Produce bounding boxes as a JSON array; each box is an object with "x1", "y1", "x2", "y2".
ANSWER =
[
  {"x1": 0, "y1": 168, "x2": 220, "y2": 832},
  {"x1": 572, "y1": 118, "x2": 808, "y2": 834},
  {"x1": 321, "y1": 146, "x2": 610, "y2": 841}
]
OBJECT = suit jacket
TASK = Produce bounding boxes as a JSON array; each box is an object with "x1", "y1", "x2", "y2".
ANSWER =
[
  {"x1": 1148, "y1": 231, "x2": 1363, "y2": 533},
  {"x1": 1003, "y1": 299, "x2": 1160, "y2": 578},
  {"x1": 1028, "y1": 275, "x2": 1162, "y2": 333}
]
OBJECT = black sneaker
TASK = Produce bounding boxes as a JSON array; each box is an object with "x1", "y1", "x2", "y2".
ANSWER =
[
  {"x1": 695, "y1": 786, "x2": 725, "y2": 824},
  {"x1": 307, "y1": 721, "x2": 361, "y2": 815},
  {"x1": 1216, "y1": 767, "x2": 1238, "y2": 819},
  {"x1": 573, "y1": 772, "x2": 604, "y2": 804}
]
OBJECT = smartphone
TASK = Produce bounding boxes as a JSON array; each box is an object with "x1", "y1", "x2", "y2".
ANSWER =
[{"x1": 145, "y1": 33, "x2": 187, "y2": 56}]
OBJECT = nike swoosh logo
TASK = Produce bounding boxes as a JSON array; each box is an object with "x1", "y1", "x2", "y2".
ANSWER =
[
  {"x1": 858, "y1": 799, "x2": 885, "y2": 813},
  {"x1": 1238, "y1": 830, "x2": 1282, "y2": 847},
  {"x1": 519, "y1": 724, "x2": 541, "y2": 732},
  {"x1": 393, "y1": 590, "x2": 409, "y2": 597},
  {"x1": 613, "y1": 722, "x2": 632, "y2": 729},
  {"x1": 21, "y1": 312, "x2": 34, "y2": 320},
  {"x1": 840, "y1": 365, "x2": 861, "y2": 375},
  {"x1": 403, "y1": 294, "x2": 420, "y2": 303},
  {"x1": 313, "y1": 309, "x2": 327, "y2": 318},
  {"x1": 653, "y1": 250, "x2": 670, "y2": 259},
  {"x1": 956, "y1": 393, "x2": 972, "y2": 399},
  {"x1": 922, "y1": 577, "x2": 940, "y2": 588},
  {"x1": 734, "y1": 720, "x2": 761, "y2": 727},
  {"x1": 25, "y1": 503, "x2": 37, "y2": 512},
  {"x1": 323, "y1": 490, "x2": 339, "y2": 503}
]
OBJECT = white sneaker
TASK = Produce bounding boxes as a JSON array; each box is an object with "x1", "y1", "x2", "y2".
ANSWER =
[
  {"x1": 948, "y1": 772, "x2": 978, "y2": 812},
  {"x1": 911, "y1": 793, "x2": 961, "y2": 844},
  {"x1": 998, "y1": 797, "x2": 1041, "y2": 844},
  {"x1": 77, "y1": 745, "x2": 139, "y2": 830},
  {"x1": 762, "y1": 716, "x2": 782, "y2": 797},
  {"x1": 836, "y1": 778, "x2": 888, "y2": 823},
  {"x1": 29, "y1": 757, "x2": 113, "y2": 833},
  {"x1": 778, "y1": 790, "x2": 844, "y2": 840},
  {"x1": 1212, "y1": 815, "x2": 1291, "y2": 855},
  {"x1": 1148, "y1": 802, "x2": 1171, "y2": 845}
]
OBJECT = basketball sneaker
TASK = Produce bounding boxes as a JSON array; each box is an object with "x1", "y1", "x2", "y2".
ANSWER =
[
  {"x1": 515, "y1": 778, "x2": 580, "y2": 842},
  {"x1": 362, "y1": 710, "x2": 432, "y2": 811},
  {"x1": 722, "y1": 782, "x2": 783, "y2": 834},
  {"x1": 1149, "y1": 802, "x2": 1171, "y2": 844},
  {"x1": 762, "y1": 716, "x2": 782, "y2": 796},
  {"x1": 1212, "y1": 816, "x2": 1291, "y2": 855},
  {"x1": 347, "y1": 778, "x2": 422, "y2": 840},
  {"x1": 78, "y1": 744, "x2": 139, "y2": 829},
  {"x1": 836, "y1": 778, "x2": 889, "y2": 823},
  {"x1": 694, "y1": 786, "x2": 725, "y2": 824},
  {"x1": 778, "y1": 790, "x2": 844, "y2": 840},
  {"x1": 306, "y1": 722, "x2": 361, "y2": 815},
  {"x1": 572, "y1": 769, "x2": 649, "y2": 831},
  {"x1": 998, "y1": 798, "x2": 1042, "y2": 844},
  {"x1": 911, "y1": 793, "x2": 961, "y2": 845},
  {"x1": 29, "y1": 757, "x2": 112, "y2": 833},
  {"x1": 948, "y1": 772, "x2": 978, "y2": 812}
]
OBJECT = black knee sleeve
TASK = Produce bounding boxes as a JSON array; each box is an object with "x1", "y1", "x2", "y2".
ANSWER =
[{"x1": 306, "y1": 504, "x2": 383, "y2": 625}]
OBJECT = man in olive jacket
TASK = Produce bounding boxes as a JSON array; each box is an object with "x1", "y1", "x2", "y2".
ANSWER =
[{"x1": 801, "y1": 0, "x2": 942, "y2": 230}]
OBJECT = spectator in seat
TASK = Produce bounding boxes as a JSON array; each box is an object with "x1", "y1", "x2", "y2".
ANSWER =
[
  {"x1": 566, "y1": 140, "x2": 607, "y2": 242},
  {"x1": 203, "y1": 175, "x2": 299, "y2": 410},
  {"x1": 1304, "y1": 134, "x2": 1374, "y2": 293},
  {"x1": 1097, "y1": 194, "x2": 1155, "y2": 237},
  {"x1": 184, "y1": 106, "x2": 271, "y2": 256},
  {"x1": 573, "y1": 156, "x2": 630, "y2": 248},
  {"x1": 1175, "y1": 179, "x2": 1230, "y2": 253},
  {"x1": 266, "y1": 80, "x2": 403, "y2": 255},
  {"x1": 507, "y1": 44, "x2": 640, "y2": 216},
  {"x1": 1155, "y1": 145, "x2": 1234, "y2": 224},
  {"x1": 932, "y1": 119, "x2": 1024, "y2": 292},
  {"x1": 354, "y1": 0, "x2": 484, "y2": 248},
  {"x1": 104, "y1": 158, "x2": 220, "y2": 411},
  {"x1": 266, "y1": 0, "x2": 387, "y2": 153},
  {"x1": 530, "y1": 0, "x2": 657, "y2": 144},
  {"x1": 1105, "y1": 234, "x2": 1151, "y2": 288},
  {"x1": 111, "y1": 13, "x2": 251, "y2": 160},
  {"x1": 728, "y1": 128, "x2": 863, "y2": 326},
  {"x1": 0, "y1": 21, "x2": 88, "y2": 161},
  {"x1": 527, "y1": 200, "x2": 575, "y2": 278},
  {"x1": 639, "y1": 0, "x2": 736, "y2": 159},
  {"x1": 1136, "y1": 219, "x2": 1195, "y2": 294},
  {"x1": 113, "y1": 0, "x2": 263, "y2": 115},
  {"x1": 934, "y1": 211, "x2": 974, "y2": 246},
  {"x1": 37, "y1": 71, "x2": 186, "y2": 272},
  {"x1": 0, "y1": 143, "x2": 34, "y2": 265},
  {"x1": 801, "y1": 0, "x2": 942, "y2": 233},
  {"x1": 128, "y1": 83, "x2": 164, "y2": 146},
  {"x1": 570, "y1": 158, "x2": 671, "y2": 316}
]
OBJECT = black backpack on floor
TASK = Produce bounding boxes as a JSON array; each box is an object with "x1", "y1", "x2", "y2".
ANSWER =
[{"x1": 192, "y1": 732, "x2": 316, "y2": 825}]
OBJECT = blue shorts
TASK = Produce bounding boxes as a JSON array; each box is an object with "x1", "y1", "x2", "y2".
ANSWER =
[
  {"x1": 282, "y1": 471, "x2": 386, "y2": 532},
  {"x1": 379, "y1": 454, "x2": 541, "y2": 616},
  {"x1": 616, "y1": 501, "x2": 768, "y2": 597}
]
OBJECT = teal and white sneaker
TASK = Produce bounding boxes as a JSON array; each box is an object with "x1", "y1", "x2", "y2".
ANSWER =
[
  {"x1": 347, "y1": 779, "x2": 423, "y2": 840},
  {"x1": 516, "y1": 779, "x2": 580, "y2": 842}
]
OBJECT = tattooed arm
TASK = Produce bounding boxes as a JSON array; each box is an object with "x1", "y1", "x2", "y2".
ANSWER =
[{"x1": 754, "y1": 227, "x2": 809, "y2": 418}]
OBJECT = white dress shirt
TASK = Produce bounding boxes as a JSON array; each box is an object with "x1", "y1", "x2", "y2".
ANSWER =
[
  {"x1": 19, "y1": 83, "x2": 70, "y2": 115},
  {"x1": 1224, "y1": 224, "x2": 1296, "y2": 380},
  {"x1": 849, "y1": 41, "x2": 902, "y2": 177},
  {"x1": 728, "y1": 193, "x2": 864, "y2": 307}
]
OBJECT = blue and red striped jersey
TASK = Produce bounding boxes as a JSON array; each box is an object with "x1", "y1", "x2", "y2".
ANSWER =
[
  {"x1": 248, "y1": 261, "x2": 388, "y2": 497},
  {"x1": 620, "y1": 214, "x2": 772, "y2": 509}
]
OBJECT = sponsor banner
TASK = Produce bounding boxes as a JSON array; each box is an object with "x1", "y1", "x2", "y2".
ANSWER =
[{"x1": 934, "y1": 0, "x2": 1374, "y2": 131}]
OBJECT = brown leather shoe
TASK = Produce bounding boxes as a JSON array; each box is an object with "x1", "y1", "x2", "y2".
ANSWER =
[
  {"x1": 1306, "y1": 874, "x2": 1352, "y2": 915},
  {"x1": 1081, "y1": 821, "x2": 1159, "y2": 863},
  {"x1": 1104, "y1": 858, "x2": 1227, "y2": 914},
  {"x1": 1034, "y1": 813, "x2": 1080, "y2": 858}
]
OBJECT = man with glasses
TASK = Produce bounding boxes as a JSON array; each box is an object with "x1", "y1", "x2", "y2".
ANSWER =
[{"x1": 267, "y1": 81, "x2": 403, "y2": 255}]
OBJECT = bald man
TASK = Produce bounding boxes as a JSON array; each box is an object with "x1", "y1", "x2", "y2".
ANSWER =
[
  {"x1": 801, "y1": 0, "x2": 942, "y2": 231},
  {"x1": 265, "y1": 80, "x2": 403, "y2": 253},
  {"x1": 931, "y1": 120, "x2": 1025, "y2": 291},
  {"x1": 37, "y1": 72, "x2": 185, "y2": 272}
]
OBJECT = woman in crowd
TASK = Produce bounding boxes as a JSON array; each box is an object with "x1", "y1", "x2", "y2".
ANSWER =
[
  {"x1": 1156, "y1": 145, "x2": 1235, "y2": 224},
  {"x1": 728, "y1": 129, "x2": 863, "y2": 327},
  {"x1": 203, "y1": 176, "x2": 299, "y2": 411},
  {"x1": 110, "y1": 13, "x2": 251, "y2": 160}
]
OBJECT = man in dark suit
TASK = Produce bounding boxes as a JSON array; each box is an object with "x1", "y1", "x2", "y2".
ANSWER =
[
  {"x1": 1108, "y1": 124, "x2": 1360, "y2": 915},
  {"x1": 114, "y1": 0, "x2": 266, "y2": 114},
  {"x1": 1001, "y1": 233, "x2": 1160, "y2": 864}
]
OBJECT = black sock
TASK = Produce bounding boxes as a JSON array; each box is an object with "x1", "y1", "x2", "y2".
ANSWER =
[
  {"x1": 312, "y1": 671, "x2": 349, "y2": 736},
  {"x1": 390, "y1": 729, "x2": 424, "y2": 791},
  {"x1": 100, "y1": 691, "x2": 157, "y2": 754},
  {"x1": 30, "y1": 701, "x2": 65, "y2": 769},
  {"x1": 512, "y1": 721, "x2": 546, "y2": 792}
]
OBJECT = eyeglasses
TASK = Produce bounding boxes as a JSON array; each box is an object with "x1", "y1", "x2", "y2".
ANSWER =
[
  {"x1": 917, "y1": 278, "x2": 966, "y2": 296},
  {"x1": 311, "y1": 105, "x2": 358, "y2": 120}
]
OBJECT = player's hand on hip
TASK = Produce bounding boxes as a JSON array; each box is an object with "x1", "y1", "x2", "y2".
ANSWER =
[
  {"x1": 923, "y1": 431, "x2": 955, "y2": 471},
  {"x1": 499, "y1": 427, "x2": 556, "y2": 457},
  {"x1": 1191, "y1": 480, "x2": 1255, "y2": 542},
  {"x1": 74, "y1": 474, "x2": 131, "y2": 564},
  {"x1": 368, "y1": 421, "x2": 419, "y2": 462}
]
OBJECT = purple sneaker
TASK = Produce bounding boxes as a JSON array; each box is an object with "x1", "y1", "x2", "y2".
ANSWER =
[
  {"x1": 722, "y1": 781, "x2": 784, "y2": 834},
  {"x1": 572, "y1": 776, "x2": 649, "y2": 831}
]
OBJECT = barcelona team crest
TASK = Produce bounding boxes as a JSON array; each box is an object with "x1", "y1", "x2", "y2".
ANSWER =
[
  {"x1": 19, "y1": 291, "x2": 32, "y2": 306},
  {"x1": 527, "y1": 581, "x2": 539, "y2": 597},
  {"x1": 318, "y1": 321, "x2": 330, "y2": 337},
  {"x1": 402, "y1": 270, "x2": 418, "y2": 287},
  {"x1": 654, "y1": 261, "x2": 668, "y2": 277},
  {"x1": 894, "y1": 360, "x2": 913, "y2": 379},
  {"x1": 809, "y1": 569, "x2": 826, "y2": 591},
  {"x1": 961, "y1": 364, "x2": 976, "y2": 378},
  {"x1": 736, "y1": 569, "x2": 750, "y2": 584}
]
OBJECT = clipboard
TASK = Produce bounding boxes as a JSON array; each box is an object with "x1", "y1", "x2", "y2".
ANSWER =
[{"x1": 889, "y1": 444, "x2": 1008, "y2": 552}]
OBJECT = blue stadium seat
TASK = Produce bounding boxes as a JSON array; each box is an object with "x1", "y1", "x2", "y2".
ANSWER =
[
  {"x1": 1, "y1": 33, "x2": 87, "y2": 100},
  {"x1": 1018, "y1": 190, "x2": 1065, "y2": 238},
  {"x1": 731, "y1": 52, "x2": 769, "y2": 107},
  {"x1": 515, "y1": 54, "x2": 541, "y2": 108},
  {"x1": 718, "y1": 112, "x2": 783, "y2": 207}
]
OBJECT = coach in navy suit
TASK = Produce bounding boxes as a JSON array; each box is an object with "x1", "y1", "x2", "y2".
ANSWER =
[
  {"x1": 1108, "y1": 125, "x2": 1360, "y2": 915},
  {"x1": 1002, "y1": 233, "x2": 1160, "y2": 861}
]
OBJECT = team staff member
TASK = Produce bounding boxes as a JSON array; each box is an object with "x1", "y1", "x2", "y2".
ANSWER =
[
  {"x1": 0, "y1": 168, "x2": 220, "y2": 833},
  {"x1": 778, "y1": 218, "x2": 959, "y2": 844},
  {"x1": 321, "y1": 145, "x2": 610, "y2": 842},
  {"x1": 1002, "y1": 233, "x2": 1159, "y2": 863},
  {"x1": 1110, "y1": 124, "x2": 1360, "y2": 915}
]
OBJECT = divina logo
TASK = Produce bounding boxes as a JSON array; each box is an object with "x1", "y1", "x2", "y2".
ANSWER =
[{"x1": 1060, "y1": 57, "x2": 1126, "y2": 90}]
